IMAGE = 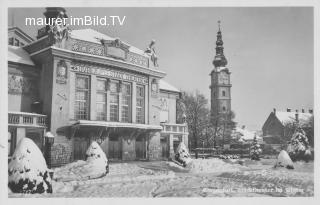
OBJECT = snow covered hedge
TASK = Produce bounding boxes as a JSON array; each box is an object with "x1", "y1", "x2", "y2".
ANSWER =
[
  {"x1": 287, "y1": 127, "x2": 312, "y2": 162},
  {"x1": 8, "y1": 138, "x2": 52, "y2": 194},
  {"x1": 174, "y1": 142, "x2": 192, "y2": 167},
  {"x1": 274, "y1": 150, "x2": 294, "y2": 169},
  {"x1": 250, "y1": 136, "x2": 262, "y2": 160}
]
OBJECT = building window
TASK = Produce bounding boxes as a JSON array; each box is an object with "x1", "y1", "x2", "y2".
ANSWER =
[
  {"x1": 109, "y1": 80, "x2": 119, "y2": 121},
  {"x1": 14, "y1": 39, "x2": 20, "y2": 46},
  {"x1": 8, "y1": 37, "x2": 14, "y2": 45},
  {"x1": 222, "y1": 106, "x2": 226, "y2": 111},
  {"x1": 136, "y1": 85, "x2": 145, "y2": 124},
  {"x1": 121, "y1": 82, "x2": 131, "y2": 122},
  {"x1": 75, "y1": 74, "x2": 90, "y2": 120},
  {"x1": 96, "y1": 78, "x2": 107, "y2": 121},
  {"x1": 222, "y1": 90, "x2": 226, "y2": 97},
  {"x1": 20, "y1": 42, "x2": 25, "y2": 47}
]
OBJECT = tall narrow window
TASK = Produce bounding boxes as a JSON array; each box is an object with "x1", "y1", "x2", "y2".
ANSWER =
[
  {"x1": 75, "y1": 75, "x2": 90, "y2": 120},
  {"x1": 222, "y1": 90, "x2": 226, "y2": 97},
  {"x1": 8, "y1": 37, "x2": 14, "y2": 45},
  {"x1": 136, "y1": 85, "x2": 145, "y2": 124},
  {"x1": 121, "y1": 83, "x2": 131, "y2": 122},
  {"x1": 14, "y1": 39, "x2": 20, "y2": 46},
  {"x1": 96, "y1": 78, "x2": 107, "y2": 121},
  {"x1": 109, "y1": 81, "x2": 119, "y2": 121}
]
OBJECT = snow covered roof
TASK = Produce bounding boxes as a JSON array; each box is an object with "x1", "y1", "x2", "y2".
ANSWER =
[
  {"x1": 275, "y1": 111, "x2": 312, "y2": 125},
  {"x1": 233, "y1": 127, "x2": 262, "y2": 142},
  {"x1": 70, "y1": 29, "x2": 148, "y2": 57},
  {"x1": 159, "y1": 79, "x2": 180, "y2": 93},
  {"x1": 8, "y1": 45, "x2": 35, "y2": 66}
]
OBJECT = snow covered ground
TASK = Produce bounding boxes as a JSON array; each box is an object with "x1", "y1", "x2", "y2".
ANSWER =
[{"x1": 8, "y1": 158, "x2": 314, "y2": 197}]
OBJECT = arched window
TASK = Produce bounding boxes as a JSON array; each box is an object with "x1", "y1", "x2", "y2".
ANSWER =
[
  {"x1": 222, "y1": 90, "x2": 226, "y2": 97},
  {"x1": 222, "y1": 106, "x2": 226, "y2": 111}
]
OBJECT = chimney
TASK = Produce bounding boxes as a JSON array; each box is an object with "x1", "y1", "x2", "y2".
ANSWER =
[
  {"x1": 287, "y1": 108, "x2": 291, "y2": 112},
  {"x1": 273, "y1": 108, "x2": 276, "y2": 114},
  {"x1": 295, "y1": 110, "x2": 299, "y2": 123},
  {"x1": 302, "y1": 109, "x2": 305, "y2": 113},
  {"x1": 309, "y1": 109, "x2": 313, "y2": 114}
]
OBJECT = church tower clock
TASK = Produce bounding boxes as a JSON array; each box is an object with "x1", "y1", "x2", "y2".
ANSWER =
[{"x1": 210, "y1": 21, "x2": 232, "y2": 121}]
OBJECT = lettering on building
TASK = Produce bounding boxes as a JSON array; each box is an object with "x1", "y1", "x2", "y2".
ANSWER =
[{"x1": 70, "y1": 63, "x2": 148, "y2": 84}]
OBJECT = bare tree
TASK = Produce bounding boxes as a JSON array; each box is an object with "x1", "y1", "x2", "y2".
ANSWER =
[{"x1": 177, "y1": 91, "x2": 210, "y2": 157}]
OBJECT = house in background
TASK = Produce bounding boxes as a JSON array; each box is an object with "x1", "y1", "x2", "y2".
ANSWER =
[{"x1": 262, "y1": 108, "x2": 313, "y2": 146}]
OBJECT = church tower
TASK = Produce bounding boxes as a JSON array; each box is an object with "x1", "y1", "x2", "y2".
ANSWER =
[{"x1": 210, "y1": 21, "x2": 232, "y2": 121}]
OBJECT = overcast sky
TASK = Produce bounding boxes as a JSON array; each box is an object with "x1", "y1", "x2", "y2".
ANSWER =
[{"x1": 8, "y1": 7, "x2": 314, "y2": 131}]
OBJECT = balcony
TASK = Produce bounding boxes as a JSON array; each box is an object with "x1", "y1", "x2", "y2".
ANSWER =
[
  {"x1": 8, "y1": 111, "x2": 47, "y2": 128},
  {"x1": 160, "y1": 123, "x2": 188, "y2": 135}
]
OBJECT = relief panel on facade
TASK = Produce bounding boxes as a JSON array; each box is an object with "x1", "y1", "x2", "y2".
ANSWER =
[{"x1": 8, "y1": 74, "x2": 38, "y2": 95}]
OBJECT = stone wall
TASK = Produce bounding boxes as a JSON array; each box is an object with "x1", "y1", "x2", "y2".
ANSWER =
[{"x1": 50, "y1": 142, "x2": 72, "y2": 166}]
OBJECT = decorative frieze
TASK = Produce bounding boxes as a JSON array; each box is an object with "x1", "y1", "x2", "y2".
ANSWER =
[
  {"x1": 127, "y1": 52, "x2": 149, "y2": 67},
  {"x1": 70, "y1": 38, "x2": 104, "y2": 56}
]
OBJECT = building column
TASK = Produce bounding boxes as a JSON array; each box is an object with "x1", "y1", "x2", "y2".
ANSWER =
[
  {"x1": 132, "y1": 82, "x2": 136, "y2": 123},
  {"x1": 90, "y1": 75, "x2": 97, "y2": 120},
  {"x1": 144, "y1": 84, "x2": 148, "y2": 124},
  {"x1": 16, "y1": 128, "x2": 26, "y2": 144},
  {"x1": 169, "y1": 134, "x2": 174, "y2": 159},
  {"x1": 106, "y1": 90, "x2": 110, "y2": 121},
  {"x1": 69, "y1": 72, "x2": 75, "y2": 120},
  {"x1": 118, "y1": 81, "x2": 122, "y2": 122}
]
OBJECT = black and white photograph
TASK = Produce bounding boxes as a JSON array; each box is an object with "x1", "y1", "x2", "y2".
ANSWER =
[{"x1": 1, "y1": 0, "x2": 319, "y2": 201}]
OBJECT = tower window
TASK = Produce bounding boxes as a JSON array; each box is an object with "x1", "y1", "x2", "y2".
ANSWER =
[
  {"x1": 223, "y1": 106, "x2": 226, "y2": 111},
  {"x1": 222, "y1": 91, "x2": 226, "y2": 97}
]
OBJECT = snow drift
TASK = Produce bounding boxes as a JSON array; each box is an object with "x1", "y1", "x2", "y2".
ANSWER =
[
  {"x1": 8, "y1": 138, "x2": 52, "y2": 193},
  {"x1": 274, "y1": 150, "x2": 294, "y2": 169},
  {"x1": 174, "y1": 142, "x2": 192, "y2": 167}
]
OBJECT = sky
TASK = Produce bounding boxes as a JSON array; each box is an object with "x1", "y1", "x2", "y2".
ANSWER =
[{"x1": 8, "y1": 7, "x2": 314, "y2": 131}]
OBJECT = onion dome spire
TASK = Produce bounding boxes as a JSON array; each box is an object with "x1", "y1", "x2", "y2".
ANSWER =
[{"x1": 213, "y1": 20, "x2": 228, "y2": 67}]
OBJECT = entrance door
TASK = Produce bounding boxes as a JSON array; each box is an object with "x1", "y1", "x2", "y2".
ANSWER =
[
  {"x1": 74, "y1": 137, "x2": 90, "y2": 160},
  {"x1": 108, "y1": 134, "x2": 121, "y2": 160},
  {"x1": 160, "y1": 137, "x2": 169, "y2": 158},
  {"x1": 136, "y1": 135, "x2": 146, "y2": 159}
]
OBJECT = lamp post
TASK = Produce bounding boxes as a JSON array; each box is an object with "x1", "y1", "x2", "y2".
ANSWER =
[{"x1": 44, "y1": 132, "x2": 55, "y2": 169}]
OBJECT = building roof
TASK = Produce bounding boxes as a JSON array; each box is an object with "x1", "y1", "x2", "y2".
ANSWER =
[
  {"x1": 275, "y1": 111, "x2": 312, "y2": 125},
  {"x1": 70, "y1": 29, "x2": 148, "y2": 57},
  {"x1": 8, "y1": 45, "x2": 35, "y2": 66},
  {"x1": 159, "y1": 79, "x2": 180, "y2": 93},
  {"x1": 8, "y1": 27, "x2": 34, "y2": 42}
]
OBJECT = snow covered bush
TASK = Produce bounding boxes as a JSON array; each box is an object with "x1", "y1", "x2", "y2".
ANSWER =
[
  {"x1": 250, "y1": 136, "x2": 262, "y2": 160},
  {"x1": 274, "y1": 150, "x2": 294, "y2": 169},
  {"x1": 174, "y1": 142, "x2": 192, "y2": 167},
  {"x1": 85, "y1": 141, "x2": 109, "y2": 175},
  {"x1": 8, "y1": 138, "x2": 52, "y2": 194},
  {"x1": 287, "y1": 127, "x2": 311, "y2": 162}
]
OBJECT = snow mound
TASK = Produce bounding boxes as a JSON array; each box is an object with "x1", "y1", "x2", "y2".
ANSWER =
[
  {"x1": 188, "y1": 158, "x2": 242, "y2": 173},
  {"x1": 174, "y1": 142, "x2": 192, "y2": 167},
  {"x1": 54, "y1": 141, "x2": 108, "y2": 181},
  {"x1": 274, "y1": 150, "x2": 294, "y2": 169},
  {"x1": 8, "y1": 138, "x2": 52, "y2": 193}
]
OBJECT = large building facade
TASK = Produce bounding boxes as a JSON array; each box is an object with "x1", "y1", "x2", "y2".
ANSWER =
[{"x1": 8, "y1": 7, "x2": 188, "y2": 166}]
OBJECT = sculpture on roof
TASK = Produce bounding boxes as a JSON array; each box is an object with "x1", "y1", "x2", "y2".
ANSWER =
[
  {"x1": 49, "y1": 10, "x2": 70, "y2": 44},
  {"x1": 145, "y1": 40, "x2": 158, "y2": 67}
]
